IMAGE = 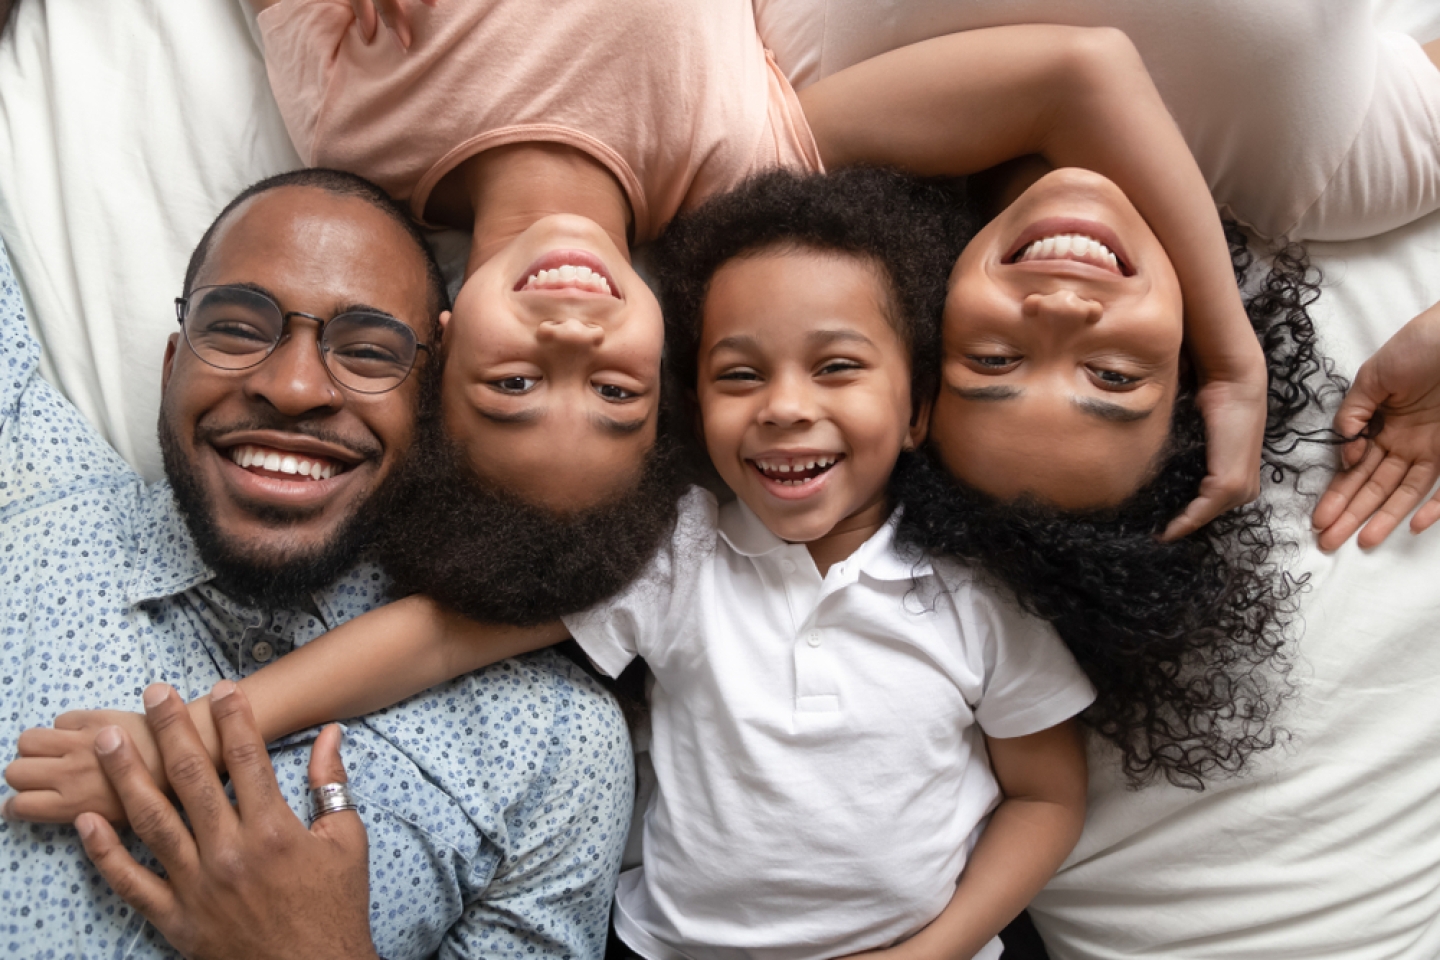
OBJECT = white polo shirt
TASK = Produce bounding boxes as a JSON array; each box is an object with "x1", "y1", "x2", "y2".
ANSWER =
[{"x1": 564, "y1": 488, "x2": 1095, "y2": 960}]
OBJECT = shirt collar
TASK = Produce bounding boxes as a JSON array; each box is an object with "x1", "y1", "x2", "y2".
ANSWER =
[
  {"x1": 717, "y1": 499, "x2": 933, "y2": 582},
  {"x1": 123, "y1": 481, "x2": 386, "y2": 630},
  {"x1": 716, "y1": 497, "x2": 789, "y2": 557},
  {"x1": 124, "y1": 481, "x2": 218, "y2": 604},
  {"x1": 852, "y1": 510, "x2": 933, "y2": 582}
]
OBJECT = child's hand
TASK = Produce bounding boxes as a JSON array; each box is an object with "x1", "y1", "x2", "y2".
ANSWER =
[
  {"x1": 1314, "y1": 302, "x2": 1440, "y2": 549},
  {"x1": 2, "y1": 710, "x2": 162, "y2": 825},
  {"x1": 1161, "y1": 344, "x2": 1268, "y2": 541},
  {"x1": 347, "y1": 0, "x2": 439, "y2": 50}
]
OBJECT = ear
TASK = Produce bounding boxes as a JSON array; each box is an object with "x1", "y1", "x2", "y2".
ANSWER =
[
  {"x1": 910, "y1": 394, "x2": 933, "y2": 451},
  {"x1": 905, "y1": 395, "x2": 933, "y2": 451},
  {"x1": 160, "y1": 334, "x2": 180, "y2": 394}
]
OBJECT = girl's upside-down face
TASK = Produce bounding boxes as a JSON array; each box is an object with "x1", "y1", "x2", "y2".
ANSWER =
[{"x1": 438, "y1": 213, "x2": 664, "y2": 510}]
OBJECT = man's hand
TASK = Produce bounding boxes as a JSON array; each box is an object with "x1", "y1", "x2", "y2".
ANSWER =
[
  {"x1": 3, "y1": 710, "x2": 156, "y2": 824},
  {"x1": 74, "y1": 681, "x2": 379, "y2": 960},
  {"x1": 1314, "y1": 302, "x2": 1440, "y2": 549}
]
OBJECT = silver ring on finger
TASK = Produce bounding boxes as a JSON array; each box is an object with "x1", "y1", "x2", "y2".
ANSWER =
[{"x1": 309, "y1": 781, "x2": 358, "y2": 821}]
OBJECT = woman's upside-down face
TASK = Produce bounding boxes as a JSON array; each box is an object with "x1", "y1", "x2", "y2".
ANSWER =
[{"x1": 931, "y1": 167, "x2": 1185, "y2": 509}]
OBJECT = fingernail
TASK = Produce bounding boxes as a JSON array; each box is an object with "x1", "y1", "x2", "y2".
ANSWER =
[
  {"x1": 74, "y1": 815, "x2": 95, "y2": 841},
  {"x1": 143, "y1": 685, "x2": 168, "y2": 710},
  {"x1": 1, "y1": 797, "x2": 13, "y2": 822},
  {"x1": 211, "y1": 679, "x2": 236, "y2": 701},
  {"x1": 95, "y1": 727, "x2": 123, "y2": 755}
]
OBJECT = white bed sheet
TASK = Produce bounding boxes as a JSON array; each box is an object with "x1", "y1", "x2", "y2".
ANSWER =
[{"x1": 1, "y1": 2, "x2": 1439, "y2": 958}]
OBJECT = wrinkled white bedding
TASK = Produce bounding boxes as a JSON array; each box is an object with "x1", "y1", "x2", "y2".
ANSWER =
[{"x1": 1, "y1": 1, "x2": 1438, "y2": 957}]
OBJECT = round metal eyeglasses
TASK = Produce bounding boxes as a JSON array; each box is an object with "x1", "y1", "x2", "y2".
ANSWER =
[{"x1": 175, "y1": 284, "x2": 430, "y2": 394}]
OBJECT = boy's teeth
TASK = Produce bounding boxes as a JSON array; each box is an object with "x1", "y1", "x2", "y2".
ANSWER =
[
  {"x1": 753, "y1": 456, "x2": 840, "y2": 481},
  {"x1": 228, "y1": 444, "x2": 340, "y2": 481}
]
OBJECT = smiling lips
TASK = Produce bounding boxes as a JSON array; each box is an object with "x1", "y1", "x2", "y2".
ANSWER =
[
  {"x1": 227, "y1": 443, "x2": 347, "y2": 481},
  {"x1": 1014, "y1": 233, "x2": 1124, "y2": 274},
  {"x1": 514, "y1": 249, "x2": 622, "y2": 299},
  {"x1": 521, "y1": 264, "x2": 614, "y2": 297},
  {"x1": 751, "y1": 454, "x2": 843, "y2": 486}
]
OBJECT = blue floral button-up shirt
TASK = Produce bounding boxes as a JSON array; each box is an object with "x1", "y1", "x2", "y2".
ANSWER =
[{"x1": 0, "y1": 242, "x2": 634, "y2": 959}]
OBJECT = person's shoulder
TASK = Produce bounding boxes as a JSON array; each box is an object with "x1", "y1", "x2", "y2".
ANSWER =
[
  {"x1": 448, "y1": 648, "x2": 630, "y2": 755},
  {"x1": 453, "y1": 649, "x2": 633, "y2": 837},
  {"x1": 674, "y1": 485, "x2": 721, "y2": 542}
]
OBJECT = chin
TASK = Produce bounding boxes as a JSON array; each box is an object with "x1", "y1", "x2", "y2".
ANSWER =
[{"x1": 160, "y1": 418, "x2": 381, "y2": 609}]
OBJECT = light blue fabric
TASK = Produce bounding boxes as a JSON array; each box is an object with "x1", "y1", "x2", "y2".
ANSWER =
[{"x1": 0, "y1": 240, "x2": 634, "y2": 959}]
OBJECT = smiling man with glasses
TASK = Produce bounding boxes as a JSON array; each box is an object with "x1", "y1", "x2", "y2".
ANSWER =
[{"x1": 0, "y1": 168, "x2": 632, "y2": 959}]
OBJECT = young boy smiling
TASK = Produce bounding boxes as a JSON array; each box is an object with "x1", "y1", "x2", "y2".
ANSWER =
[{"x1": 13, "y1": 169, "x2": 1095, "y2": 960}]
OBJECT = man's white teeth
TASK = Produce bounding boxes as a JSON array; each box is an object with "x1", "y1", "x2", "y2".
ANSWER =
[
  {"x1": 522, "y1": 264, "x2": 613, "y2": 296},
  {"x1": 229, "y1": 445, "x2": 338, "y2": 480},
  {"x1": 1017, "y1": 233, "x2": 1121, "y2": 272}
]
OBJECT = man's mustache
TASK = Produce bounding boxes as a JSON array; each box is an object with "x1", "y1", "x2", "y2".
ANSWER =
[{"x1": 193, "y1": 415, "x2": 386, "y2": 462}]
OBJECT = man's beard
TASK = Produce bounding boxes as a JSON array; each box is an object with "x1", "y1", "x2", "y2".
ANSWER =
[
  {"x1": 159, "y1": 413, "x2": 382, "y2": 610},
  {"x1": 374, "y1": 411, "x2": 686, "y2": 626}
]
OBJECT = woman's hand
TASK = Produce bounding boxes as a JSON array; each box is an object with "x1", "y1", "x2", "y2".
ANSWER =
[
  {"x1": 3, "y1": 710, "x2": 160, "y2": 825},
  {"x1": 1313, "y1": 302, "x2": 1440, "y2": 549},
  {"x1": 1162, "y1": 355, "x2": 1268, "y2": 541},
  {"x1": 348, "y1": 0, "x2": 438, "y2": 50}
]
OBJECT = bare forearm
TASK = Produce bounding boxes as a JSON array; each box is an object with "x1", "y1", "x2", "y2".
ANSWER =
[
  {"x1": 802, "y1": 25, "x2": 1262, "y2": 375},
  {"x1": 228, "y1": 596, "x2": 567, "y2": 747},
  {"x1": 902, "y1": 797, "x2": 1083, "y2": 960},
  {"x1": 889, "y1": 723, "x2": 1087, "y2": 960}
]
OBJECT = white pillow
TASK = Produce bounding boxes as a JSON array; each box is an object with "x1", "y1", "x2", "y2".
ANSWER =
[{"x1": 0, "y1": 0, "x2": 298, "y2": 479}]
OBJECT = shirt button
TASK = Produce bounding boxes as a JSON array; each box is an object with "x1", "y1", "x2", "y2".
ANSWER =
[
  {"x1": 807, "y1": 631, "x2": 821, "y2": 648},
  {"x1": 782, "y1": 558, "x2": 798, "y2": 574},
  {"x1": 251, "y1": 640, "x2": 276, "y2": 664}
]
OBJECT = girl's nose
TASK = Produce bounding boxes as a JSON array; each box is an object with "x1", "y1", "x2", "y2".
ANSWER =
[
  {"x1": 1022, "y1": 290, "x2": 1103, "y2": 325},
  {"x1": 536, "y1": 317, "x2": 605, "y2": 348}
]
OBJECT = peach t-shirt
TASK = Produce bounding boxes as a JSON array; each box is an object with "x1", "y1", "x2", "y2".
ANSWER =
[{"x1": 258, "y1": 0, "x2": 822, "y2": 242}]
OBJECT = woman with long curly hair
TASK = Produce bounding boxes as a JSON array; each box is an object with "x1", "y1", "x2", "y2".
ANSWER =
[{"x1": 883, "y1": 165, "x2": 1344, "y2": 790}]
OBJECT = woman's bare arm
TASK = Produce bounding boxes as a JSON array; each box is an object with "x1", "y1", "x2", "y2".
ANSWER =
[{"x1": 801, "y1": 25, "x2": 1268, "y2": 538}]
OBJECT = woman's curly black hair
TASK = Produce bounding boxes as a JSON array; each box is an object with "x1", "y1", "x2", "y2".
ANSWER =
[
  {"x1": 652, "y1": 165, "x2": 976, "y2": 419},
  {"x1": 891, "y1": 222, "x2": 1344, "y2": 789}
]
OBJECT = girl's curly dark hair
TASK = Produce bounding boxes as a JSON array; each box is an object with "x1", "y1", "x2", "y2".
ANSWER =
[{"x1": 891, "y1": 222, "x2": 1343, "y2": 789}]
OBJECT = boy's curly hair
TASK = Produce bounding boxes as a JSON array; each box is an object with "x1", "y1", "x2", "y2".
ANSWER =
[
  {"x1": 652, "y1": 165, "x2": 975, "y2": 416},
  {"x1": 891, "y1": 223, "x2": 1342, "y2": 789}
]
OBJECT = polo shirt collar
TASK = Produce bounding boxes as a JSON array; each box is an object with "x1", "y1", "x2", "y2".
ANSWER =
[
  {"x1": 848, "y1": 509, "x2": 933, "y2": 582},
  {"x1": 717, "y1": 497, "x2": 788, "y2": 557},
  {"x1": 717, "y1": 498, "x2": 932, "y2": 581}
]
